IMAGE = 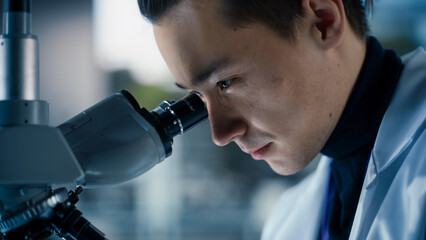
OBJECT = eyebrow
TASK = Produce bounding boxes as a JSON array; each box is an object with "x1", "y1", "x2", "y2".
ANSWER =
[
  {"x1": 175, "y1": 82, "x2": 187, "y2": 90},
  {"x1": 192, "y1": 57, "x2": 231, "y2": 85},
  {"x1": 194, "y1": 57, "x2": 229, "y2": 84},
  {"x1": 175, "y1": 57, "x2": 230, "y2": 90}
]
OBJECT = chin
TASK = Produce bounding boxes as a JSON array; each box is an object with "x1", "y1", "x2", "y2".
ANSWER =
[{"x1": 266, "y1": 157, "x2": 311, "y2": 176}]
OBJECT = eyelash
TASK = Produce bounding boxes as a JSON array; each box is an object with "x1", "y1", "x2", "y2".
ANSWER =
[{"x1": 216, "y1": 78, "x2": 234, "y2": 91}]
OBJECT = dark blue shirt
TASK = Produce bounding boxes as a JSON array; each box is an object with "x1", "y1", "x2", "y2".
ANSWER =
[{"x1": 319, "y1": 37, "x2": 404, "y2": 240}]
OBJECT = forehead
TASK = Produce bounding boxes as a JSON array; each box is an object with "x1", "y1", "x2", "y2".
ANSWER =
[
  {"x1": 153, "y1": 0, "x2": 237, "y2": 84},
  {"x1": 152, "y1": 0, "x2": 298, "y2": 89},
  {"x1": 156, "y1": 0, "x2": 228, "y2": 44}
]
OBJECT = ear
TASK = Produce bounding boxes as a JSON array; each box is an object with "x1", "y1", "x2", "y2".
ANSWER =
[{"x1": 302, "y1": 0, "x2": 345, "y2": 49}]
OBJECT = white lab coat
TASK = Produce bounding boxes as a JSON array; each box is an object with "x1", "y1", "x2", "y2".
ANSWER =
[{"x1": 261, "y1": 47, "x2": 426, "y2": 240}]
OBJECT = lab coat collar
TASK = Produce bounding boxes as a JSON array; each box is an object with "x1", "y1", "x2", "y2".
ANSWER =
[
  {"x1": 365, "y1": 48, "x2": 426, "y2": 187},
  {"x1": 321, "y1": 37, "x2": 402, "y2": 160}
]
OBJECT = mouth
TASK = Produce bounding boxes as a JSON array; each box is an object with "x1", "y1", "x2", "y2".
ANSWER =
[{"x1": 246, "y1": 143, "x2": 272, "y2": 160}]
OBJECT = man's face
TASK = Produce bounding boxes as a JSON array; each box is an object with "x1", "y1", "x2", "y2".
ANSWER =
[{"x1": 153, "y1": 0, "x2": 345, "y2": 175}]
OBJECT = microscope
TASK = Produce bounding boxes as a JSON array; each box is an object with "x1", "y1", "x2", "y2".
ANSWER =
[{"x1": 0, "y1": 0, "x2": 207, "y2": 239}]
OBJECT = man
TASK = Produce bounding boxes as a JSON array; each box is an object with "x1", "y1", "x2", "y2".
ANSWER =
[{"x1": 137, "y1": 0, "x2": 426, "y2": 239}]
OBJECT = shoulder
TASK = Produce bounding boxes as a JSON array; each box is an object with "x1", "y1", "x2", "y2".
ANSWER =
[
  {"x1": 400, "y1": 47, "x2": 426, "y2": 94},
  {"x1": 402, "y1": 47, "x2": 426, "y2": 66},
  {"x1": 354, "y1": 49, "x2": 426, "y2": 239},
  {"x1": 372, "y1": 47, "x2": 426, "y2": 165},
  {"x1": 398, "y1": 47, "x2": 426, "y2": 105}
]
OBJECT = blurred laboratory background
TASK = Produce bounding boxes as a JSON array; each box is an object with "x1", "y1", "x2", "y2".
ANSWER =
[{"x1": 2, "y1": 0, "x2": 425, "y2": 239}]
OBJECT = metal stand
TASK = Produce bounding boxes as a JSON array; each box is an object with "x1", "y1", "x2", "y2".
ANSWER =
[
  {"x1": 0, "y1": 1, "x2": 106, "y2": 239},
  {"x1": 1, "y1": 187, "x2": 106, "y2": 240}
]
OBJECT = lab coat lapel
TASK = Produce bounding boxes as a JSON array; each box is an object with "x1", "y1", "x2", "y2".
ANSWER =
[
  {"x1": 261, "y1": 156, "x2": 331, "y2": 240},
  {"x1": 350, "y1": 47, "x2": 426, "y2": 239},
  {"x1": 366, "y1": 48, "x2": 426, "y2": 186}
]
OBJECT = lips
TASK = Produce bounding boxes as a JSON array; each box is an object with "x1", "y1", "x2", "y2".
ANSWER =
[{"x1": 246, "y1": 143, "x2": 272, "y2": 160}]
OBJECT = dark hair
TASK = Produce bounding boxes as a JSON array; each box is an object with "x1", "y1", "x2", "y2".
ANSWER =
[{"x1": 137, "y1": 0, "x2": 372, "y2": 38}]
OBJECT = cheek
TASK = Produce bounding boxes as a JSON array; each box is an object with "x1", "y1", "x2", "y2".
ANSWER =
[{"x1": 244, "y1": 75, "x2": 300, "y2": 127}]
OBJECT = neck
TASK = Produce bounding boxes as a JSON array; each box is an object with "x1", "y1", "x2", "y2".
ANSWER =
[
  {"x1": 318, "y1": 32, "x2": 367, "y2": 150},
  {"x1": 339, "y1": 33, "x2": 368, "y2": 97}
]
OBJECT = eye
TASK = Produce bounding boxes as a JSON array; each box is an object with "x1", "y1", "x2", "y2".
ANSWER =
[{"x1": 217, "y1": 78, "x2": 234, "y2": 91}]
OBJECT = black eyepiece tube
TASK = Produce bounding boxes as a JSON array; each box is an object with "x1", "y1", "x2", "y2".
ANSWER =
[
  {"x1": 151, "y1": 92, "x2": 208, "y2": 138},
  {"x1": 173, "y1": 92, "x2": 208, "y2": 132},
  {"x1": 3, "y1": 0, "x2": 31, "y2": 13}
]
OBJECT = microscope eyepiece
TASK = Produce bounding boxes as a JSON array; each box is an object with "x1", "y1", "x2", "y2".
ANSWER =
[
  {"x1": 151, "y1": 92, "x2": 208, "y2": 138},
  {"x1": 3, "y1": 0, "x2": 31, "y2": 13}
]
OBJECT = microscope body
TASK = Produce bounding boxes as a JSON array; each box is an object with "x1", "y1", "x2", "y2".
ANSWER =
[
  {"x1": 0, "y1": 90, "x2": 174, "y2": 187},
  {"x1": 58, "y1": 90, "x2": 170, "y2": 187},
  {"x1": 0, "y1": 0, "x2": 207, "y2": 239},
  {"x1": 0, "y1": 89, "x2": 204, "y2": 239}
]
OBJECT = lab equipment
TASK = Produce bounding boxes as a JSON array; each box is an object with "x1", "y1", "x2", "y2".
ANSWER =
[{"x1": 0, "y1": 0, "x2": 208, "y2": 239}]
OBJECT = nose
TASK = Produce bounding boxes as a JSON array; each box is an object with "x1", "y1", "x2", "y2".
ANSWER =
[{"x1": 207, "y1": 102, "x2": 247, "y2": 146}]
